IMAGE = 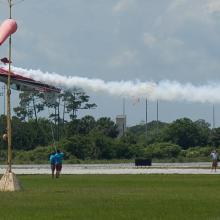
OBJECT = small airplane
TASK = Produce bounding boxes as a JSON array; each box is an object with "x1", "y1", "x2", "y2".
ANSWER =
[
  {"x1": 0, "y1": 57, "x2": 11, "y2": 64},
  {"x1": 0, "y1": 66, "x2": 61, "y2": 93}
]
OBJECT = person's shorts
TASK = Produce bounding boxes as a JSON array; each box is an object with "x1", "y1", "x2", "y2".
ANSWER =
[
  {"x1": 212, "y1": 160, "x2": 218, "y2": 167},
  {"x1": 56, "y1": 163, "x2": 62, "y2": 172},
  {"x1": 51, "y1": 164, "x2": 55, "y2": 171}
]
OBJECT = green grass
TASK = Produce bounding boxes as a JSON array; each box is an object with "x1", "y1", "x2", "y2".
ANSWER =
[{"x1": 0, "y1": 175, "x2": 220, "y2": 220}]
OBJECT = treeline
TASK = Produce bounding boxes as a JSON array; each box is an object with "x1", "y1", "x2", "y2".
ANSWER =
[
  {"x1": 0, "y1": 115, "x2": 219, "y2": 163},
  {"x1": 0, "y1": 89, "x2": 219, "y2": 163}
]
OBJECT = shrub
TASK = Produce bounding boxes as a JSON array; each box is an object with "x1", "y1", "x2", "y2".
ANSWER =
[
  {"x1": 144, "y1": 142, "x2": 181, "y2": 159},
  {"x1": 185, "y1": 146, "x2": 212, "y2": 158}
]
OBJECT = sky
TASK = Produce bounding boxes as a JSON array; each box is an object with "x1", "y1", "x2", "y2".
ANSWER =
[{"x1": 1, "y1": 0, "x2": 220, "y2": 127}]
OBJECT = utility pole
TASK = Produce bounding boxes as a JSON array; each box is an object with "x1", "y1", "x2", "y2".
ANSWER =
[
  {"x1": 0, "y1": 0, "x2": 21, "y2": 191},
  {"x1": 213, "y1": 104, "x2": 215, "y2": 129},
  {"x1": 145, "y1": 98, "x2": 148, "y2": 138},
  {"x1": 7, "y1": 0, "x2": 13, "y2": 173},
  {"x1": 123, "y1": 98, "x2": 125, "y2": 116},
  {"x1": 3, "y1": 85, "x2": 6, "y2": 115},
  {"x1": 122, "y1": 98, "x2": 126, "y2": 136},
  {"x1": 156, "y1": 100, "x2": 159, "y2": 135},
  {"x1": 57, "y1": 98, "x2": 60, "y2": 141},
  {"x1": 0, "y1": 86, "x2": 5, "y2": 115}
]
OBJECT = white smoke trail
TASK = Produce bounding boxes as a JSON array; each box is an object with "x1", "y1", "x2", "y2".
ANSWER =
[{"x1": 8, "y1": 66, "x2": 220, "y2": 103}]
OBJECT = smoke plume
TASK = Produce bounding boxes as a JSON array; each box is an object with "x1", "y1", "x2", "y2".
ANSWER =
[{"x1": 10, "y1": 66, "x2": 220, "y2": 103}]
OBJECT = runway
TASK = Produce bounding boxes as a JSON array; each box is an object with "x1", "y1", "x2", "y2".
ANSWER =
[{"x1": 0, "y1": 162, "x2": 218, "y2": 174}]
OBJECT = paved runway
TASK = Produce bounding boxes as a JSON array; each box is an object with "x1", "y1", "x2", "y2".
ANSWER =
[{"x1": 0, "y1": 162, "x2": 218, "y2": 174}]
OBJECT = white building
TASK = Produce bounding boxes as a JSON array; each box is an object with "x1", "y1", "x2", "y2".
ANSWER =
[{"x1": 116, "y1": 115, "x2": 126, "y2": 137}]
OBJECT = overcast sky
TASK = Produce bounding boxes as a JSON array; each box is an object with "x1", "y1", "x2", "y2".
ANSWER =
[{"x1": 1, "y1": 0, "x2": 220, "y2": 126}]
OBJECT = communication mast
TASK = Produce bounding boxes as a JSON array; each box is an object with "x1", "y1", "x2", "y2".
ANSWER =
[
  {"x1": 7, "y1": 0, "x2": 13, "y2": 173},
  {"x1": 145, "y1": 98, "x2": 148, "y2": 138},
  {"x1": 0, "y1": 0, "x2": 23, "y2": 191},
  {"x1": 213, "y1": 104, "x2": 215, "y2": 129}
]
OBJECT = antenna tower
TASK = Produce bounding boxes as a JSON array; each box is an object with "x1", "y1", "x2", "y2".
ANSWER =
[{"x1": 0, "y1": 0, "x2": 23, "y2": 191}]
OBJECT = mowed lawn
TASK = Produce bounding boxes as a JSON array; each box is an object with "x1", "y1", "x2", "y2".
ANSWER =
[{"x1": 0, "y1": 175, "x2": 220, "y2": 220}]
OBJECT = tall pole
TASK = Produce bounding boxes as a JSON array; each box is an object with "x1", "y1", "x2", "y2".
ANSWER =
[
  {"x1": 0, "y1": 0, "x2": 21, "y2": 192},
  {"x1": 213, "y1": 104, "x2": 215, "y2": 129},
  {"x1": 62, "y1": 100, "x2": 65, "y2": 136},
  {"x1": 156, "y1": 100, "x2": 159, "y2": 136},
  {"x1": 145, "y1": 98, "x2": 148, "y2": 138},
  {"x1": 3, "y1": 85, "x2": 6, "y2": 115},
  {"x1": 123, "y1": 98, "x2": 125, "y2": 115},
  {"x1": 7, "y1": 0, "x2": 12, "y2": 172},
  {"x1": 122, "y1": 98, "x2": 125, "y2": 136},
  {"x1": 57, "y1": 97, "x2": 60, "y2": 141}
]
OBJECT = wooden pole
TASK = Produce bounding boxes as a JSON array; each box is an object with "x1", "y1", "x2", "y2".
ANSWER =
[
  {"x1": 7, "y1": 0, "x2": 12, "y2": 172},
  {"x1": 0, "y1": 0, "x2": 22, "y2": 191},
  {"x1": 156, "y1": 100, "x2": 159, "y2": 136},
  {"x1": 145, "y1": 98, "x2": 148, "y2": 139},
  {"x1": 213, "y1": 104, "x2": 215, "y2": 129},
  {"x1": 4, "y1": 85, "x2": 6, "y2": 115}
]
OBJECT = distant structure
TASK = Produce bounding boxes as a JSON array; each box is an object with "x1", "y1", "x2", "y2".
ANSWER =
[
  {"x1": 213, "y1": 104, "x2": 215, "y2": 129},
  {"x1": 0, "y1": 85, "x2": 5, "y2": 115},
  {"x1": 116, "y1": 115, "x2": 126, "y2": 137},
  {"x1": 156, "y1": 100, "x2": 159, "y2": 135},
  {"x1": 145, "y1": 98, "x2": 148, "y2": 138}
]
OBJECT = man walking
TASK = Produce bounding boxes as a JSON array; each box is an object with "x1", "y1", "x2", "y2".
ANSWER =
[
  {"x1": 210, "y1": 150, "x2": 218, "y2": 172},
  {"x1": 49, "y1": 151, "x2": 56, "y2": 178},
  {"x1": 55, "y1": 149, "x2": 64, "y2": 178}
]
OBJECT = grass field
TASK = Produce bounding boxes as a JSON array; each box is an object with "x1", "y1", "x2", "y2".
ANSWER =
[{"x1": 0, "y1": 175, "x2": 220, "y2": 220}]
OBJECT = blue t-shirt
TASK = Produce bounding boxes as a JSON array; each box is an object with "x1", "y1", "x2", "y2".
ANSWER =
[
  {"x1": 49, "y1": 154, "x2": 56, "y2": 164},
  {"x1": 55, "y1": 152, "x2": 64, "y2": 164}
]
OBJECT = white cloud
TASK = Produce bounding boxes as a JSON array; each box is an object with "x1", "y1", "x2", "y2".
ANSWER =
[
  {"x1": 142, "y1": 32, "x2": 184, "y2": 55},
  {"x1": 113, "y1": 0, "x2": 134, "y2": 13},
  {"x1": 167, "y1": 0, "x2": 186, "y2": 11},
  {"x1": 143, "y1": 33, "x2": 157, "y2": 47},
  {"x1": 154, "y1": 0, "x2": 215, "y2": 38},
  {"x1": 110, "y1": 49, "x2": 137, "y2": 66},
  {"x1": 206, "y1": 0, "x2": 220, "y2": 13},
  {"x1": 2, "y1": 0, "x2": 220, "y2": 126},
  {"x1": 158, "y1": 38, "x2": 185, "y2": 63},
  {"x1": 150, "y1": 36, "x2": 184, "y2": 64}
]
